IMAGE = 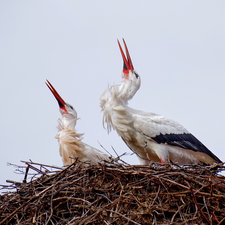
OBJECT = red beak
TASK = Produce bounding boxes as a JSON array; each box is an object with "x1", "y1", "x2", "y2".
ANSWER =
[
  {"x1": 117, "y1": 39, "x2": 134, "y2": 77},
  {"x1": 46, "y1": 80, "x2": 68, "y2": 113}
]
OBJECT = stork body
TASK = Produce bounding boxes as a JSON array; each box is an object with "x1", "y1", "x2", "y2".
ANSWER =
[
  {"x1": 100, "y1": 40, "x2": 222, "y2": 165},
  {"x1": 46, "y1": 80, "x2": 110, "y2": 166}
]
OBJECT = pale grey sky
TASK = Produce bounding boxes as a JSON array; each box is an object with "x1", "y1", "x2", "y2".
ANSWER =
[{"x1": 1, "y1": 1, "x2": 225, "y2": 186}]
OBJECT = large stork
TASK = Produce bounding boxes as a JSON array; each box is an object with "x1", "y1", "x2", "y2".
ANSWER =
[{"x1": 100, "y1": 39, "x2": 222, "y2": 165}]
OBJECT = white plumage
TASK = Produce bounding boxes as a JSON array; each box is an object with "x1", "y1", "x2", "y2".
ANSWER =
[
  {"x1": 46, "y1": 80, "x2": 110, "y2": 166},
  {"x1": 100, "y1": 39, "x2": 222, "y2": 165}
]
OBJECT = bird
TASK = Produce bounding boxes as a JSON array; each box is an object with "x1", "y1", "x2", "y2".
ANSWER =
[
  {"x1": 46, "y1": 80, "x2": 110, "y2": 166},
  {"x1": 100, "y1": 39, "x2": 222, "y2": 166}
]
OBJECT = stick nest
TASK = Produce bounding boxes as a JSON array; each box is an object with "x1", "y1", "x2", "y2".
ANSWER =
[{"x1": 0, "y1": 159, "x2": 225, "y2": 224}]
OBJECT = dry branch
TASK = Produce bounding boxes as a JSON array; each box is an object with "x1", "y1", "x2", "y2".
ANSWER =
[{"x1": 0, "y1": 160, "x2": 225, "y2": 224}]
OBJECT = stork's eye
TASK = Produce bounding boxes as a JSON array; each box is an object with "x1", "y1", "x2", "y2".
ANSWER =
[
  {"x1": 134, "y1": 72, "x2": 139, "y2": 79},
  {"x1": 69, "y1": 106, "x2": 74, "y2": 110}
]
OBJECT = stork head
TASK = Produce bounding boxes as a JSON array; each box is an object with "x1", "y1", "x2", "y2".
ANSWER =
[
  {"x1": 117, "y1": 39, "x2": 141, "y2": 102},
  {"x1": 46, "y1": 80, "x2": 78, "y2": 128}
]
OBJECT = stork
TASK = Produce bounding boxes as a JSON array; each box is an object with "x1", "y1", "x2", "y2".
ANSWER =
[
  {"x1": 100, "y1": 39, "x2": 222, "y2": 165},
  {"x1": 46, "y1": 80, "x2": 110, "y2": 166}
]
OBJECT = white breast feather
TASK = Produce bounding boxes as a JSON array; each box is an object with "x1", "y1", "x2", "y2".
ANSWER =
[
  {"x1": 56, "y1": 119, "x2": 109, "y2": 166},
  {"x1": 100, "y1": 85, "x2": 135, "y2": 141}
]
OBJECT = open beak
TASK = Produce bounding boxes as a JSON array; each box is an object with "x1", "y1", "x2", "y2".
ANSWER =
[
  {"x1": 117, "y1": 39, "x2": 134, "y2": 77},
  {"x1": 46, "y1": 80, "x2": 68, "y2": 113}
]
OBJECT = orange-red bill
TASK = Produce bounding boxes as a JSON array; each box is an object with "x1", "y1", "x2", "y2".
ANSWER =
[
  {"x1": 117, "y1": 39, "x2": 134, "y2": 77},
  {"x1": 46, "y1": 80, "x2": 66, "y2": 110},
  {"x1": 123, "y1": 39, "x2": 134, "y2": 71},
  {"x1": 117, "y1": 39, "x2": 130, "y2": 75}
]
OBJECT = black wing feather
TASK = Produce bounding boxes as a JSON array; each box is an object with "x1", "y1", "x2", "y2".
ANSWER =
[{"x1": 151, "y1": 133, "x2": 222, "y2": 163}]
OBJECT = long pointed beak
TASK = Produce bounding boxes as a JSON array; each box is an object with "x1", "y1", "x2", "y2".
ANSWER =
[
  {"x1": 117, "y1": 39, "x2": 134, "y2": 76},
  {"x1": 46, "y1": 80, "x2": 68, "y2": 113}
]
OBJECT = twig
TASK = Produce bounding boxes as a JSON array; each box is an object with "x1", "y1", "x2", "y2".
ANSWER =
[
  {"x1": 106, "y1": 210, "x2": 142, "y2": 225},
  {"x1": 185, "y1": 181, "x2": 210, "y2": 224},
  {"x1": 23, "y1": 164, "x2": 30, "y2": 183}
]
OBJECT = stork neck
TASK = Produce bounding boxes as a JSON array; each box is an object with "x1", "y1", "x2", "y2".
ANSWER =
[
  {"x1": 62, "y1": 116, "x2": 77, "y2": 129},
  {"x1": 118, "y1": 79, "x2": 137, "y2": 103}
]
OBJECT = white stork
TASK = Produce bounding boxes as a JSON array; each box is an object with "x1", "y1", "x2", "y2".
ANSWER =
[
  {"x1": 100, "y1": 39, "x2": 222, "y2": 165},
  {"x1": 46, "y1": 80, "x2": 110, "y2": 166}
]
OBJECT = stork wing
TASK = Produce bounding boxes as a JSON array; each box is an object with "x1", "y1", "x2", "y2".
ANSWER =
[{"x1": 132, "y1": 111, "x2": 222, "y2": 163}]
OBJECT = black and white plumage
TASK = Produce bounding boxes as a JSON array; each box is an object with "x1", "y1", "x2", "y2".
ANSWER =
[
  {"x1": 100, "y1": 39, "x2": 222, "y2": 165},
  {"x1": 46, "y1": 80, "x2": 110, "y2": 166}
]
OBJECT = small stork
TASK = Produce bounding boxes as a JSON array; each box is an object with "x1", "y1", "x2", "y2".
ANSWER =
[
  {"x1": 100, "y1": 39, "x2": 222, "y2": 165},
  {"x1": 46, "y1": 80, "x2": 110, "y2": 166}
]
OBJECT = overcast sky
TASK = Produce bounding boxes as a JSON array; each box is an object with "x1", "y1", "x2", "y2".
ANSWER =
[{"x1": 1, "y1": 1, "x2": 225, "y2": 186}]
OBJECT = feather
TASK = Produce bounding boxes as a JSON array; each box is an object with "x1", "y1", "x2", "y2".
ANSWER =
[{"x1": 151, "y1": 133, "x2": 222, "y2": 163}]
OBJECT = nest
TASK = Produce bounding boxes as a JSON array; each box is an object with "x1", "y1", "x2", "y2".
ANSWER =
[{"x1": 0, "y1": 159, "x2": 225, "y2": 225}]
